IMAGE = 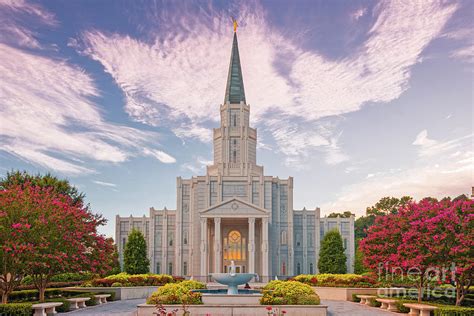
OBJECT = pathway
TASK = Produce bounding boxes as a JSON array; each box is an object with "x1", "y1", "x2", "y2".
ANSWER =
[
  {"x1": 64, "y1": 298, "x2": 399, "y2": 315},
  {"x1": 323, "y1": 300, "x2": 399, "y2": 316}
]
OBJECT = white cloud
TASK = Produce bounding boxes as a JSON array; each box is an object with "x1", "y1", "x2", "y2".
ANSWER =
[
  {"x1": 76, "y1": 1, "x2": 457, "y2": 166},
  {"x1": 413, "y1": 129, "x2": 437, "y2": 147},
  {"x1": 143, "y1": 148, "x2": 176, "y2": 164},
  {"x1": 93, "y1": 180, "x2": 117, "y2": 187},
  {"x1": 322, "y1": 134, "x2": 473, "y2": 215},
  {"x1": 351, "y1": 8, "x2": 367, "y2": 21},
  {"x1": 0, "y1": 1, "x2": 175, "y2": 175},
  {"x1": 181, "y1": 156, "x2": 212, "y2": 174}
]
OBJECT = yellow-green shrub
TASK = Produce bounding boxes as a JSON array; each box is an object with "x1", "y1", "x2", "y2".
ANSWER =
[
  {"x1": 260, "y1": 280, "x2": 320, "y2": 305},
  {"x1": 294, "y1": 273, "x2": 377, "y2": 287},
  {"x1": 147, "y1": 283, "x2": 202, "y2": 305},
  {"x1": 179, "y1": 280, "x2": 206, "y2": 291}
]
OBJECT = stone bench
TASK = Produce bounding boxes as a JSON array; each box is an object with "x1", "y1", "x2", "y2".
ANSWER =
[
  {"x1": 403, "y1": 303, "x2": 438, "y2": 316},
  {"x1": 356, "y1": 295, "x2": 377, "y2": 305},
  {"x1": 376, "y1": 298, "x2": 397, "y2": 312},
  {"x1": 94, "y1": 294, "x2": 111, "y2": 304},
  {"x1": 32, "y1": 302, "x2": 63, "y2": 316},
  {"x1": 66, "y1": 297, "x2": 90, "y2": 310}
]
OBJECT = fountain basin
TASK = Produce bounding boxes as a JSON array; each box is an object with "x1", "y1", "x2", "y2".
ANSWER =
[
  {"x1": 192, "y1": 289, "x2": 262, "y2": 305},
  {"x1": 210, "y1": 273, "x2": 256, "y2": 295}
]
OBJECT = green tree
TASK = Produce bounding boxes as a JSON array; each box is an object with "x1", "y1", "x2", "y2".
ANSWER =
[
  {"x1": 327, "y1": 211, "x2": 353, "y2": 218},
  {"x1": 366, "y1": 196, "x2": 412, "y2": 216},
  {"x1": 0, "y1": 170, "x2": 85, "y2": 206},
  {"x1": 353, "y1": 239, "x2": 368, "y2": 274},
  {"x1": 318, "y1": 230, "x2": 347, "y2": 274},
  {"x1": 123, "y1": 229, "x2": 150, "y2": 274},
  {"x1": 106, "y1": 238, "x2": 121, "y2": 276},
  {"x1": 355, "y1": 215, "x2": 375, "y2": 239}
]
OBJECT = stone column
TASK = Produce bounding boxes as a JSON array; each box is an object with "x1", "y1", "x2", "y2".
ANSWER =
[
  {"x1": 200, "y1": 218, "x2": 208, "y2": 280},
  {"x1": 261, "y1": 217, "x2": 269, "y2": 281},
  {"x1": 248, "y1": 217, "x2": 256, "y2": 273},
  {"x1": 214, "y1": 217, "x2": 222, "y2": 273}
]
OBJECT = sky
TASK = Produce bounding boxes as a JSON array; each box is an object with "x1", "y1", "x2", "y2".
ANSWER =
[{"x1": 0, "y1": 0, "x2": 472, "y2": 238}]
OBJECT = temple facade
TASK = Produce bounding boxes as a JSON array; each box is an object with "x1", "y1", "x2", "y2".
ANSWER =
[{"x1": 116, "y1": 30, "x2": 355, "y2": 281}]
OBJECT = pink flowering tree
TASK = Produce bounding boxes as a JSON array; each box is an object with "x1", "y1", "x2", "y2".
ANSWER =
[
  {"x1": 0, "y1": 182, "x2": 114, "y2": 302},
  {"x1": 361, "y1": 198, "x2": 474, "y2": 304},
  {"x1": 0, "y1": 185, "x2": 31, "y2": 303}
]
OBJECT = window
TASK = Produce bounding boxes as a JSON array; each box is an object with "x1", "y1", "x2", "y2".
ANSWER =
[
  {"x1": 156, "y1": 262, "x2": 161, "y2": 274},
  {"x1": 232, "y1": 150, "x2": 236, "y2": 163},
  {"x1": 308, "y1": 232, "x2": 313, "y2": 247},
  {"x1": 281, "y1": 261, "x2": 286, "y2": 275},
  {"x1": 223, "y1": 230, "x2": 246, "y2": 260},
  {"x1": 296, "y1": 233, "x2": 301, "y2": 247},
  {"x1": 183, "y1": 231, "x2": 188, "y2": 245},
  {"x1": 309, "y1": 263, "x2": 314, "y2": 274},
  {"x1": 343, "y1": 238, "x2": 348, "y2": 250},
  {"x1": 168, "y1": 263, "x2": 173, "y2": 275},
  {"x1": 122, "y1": 237, "x2": 126, "y2": 249},
  {"x1": 281, "y1": 230, "x2": 287, "y2": 245},
  {"x1": 168, "y1": 232, "x2": 174, "y2": 246},
  {"x1": 183, "y1": 262, "x2": 188, "y2": 276},
  {"x1": 297, "y1": 263, "x2": 301, "y2": 275}
]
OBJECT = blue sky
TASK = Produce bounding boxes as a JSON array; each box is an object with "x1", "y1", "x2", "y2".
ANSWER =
[{"x1": 0, "y1": 0, "x2": 472, "y2": 238}]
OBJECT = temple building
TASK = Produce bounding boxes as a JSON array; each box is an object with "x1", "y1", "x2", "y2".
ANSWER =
[{"x1": 116, "y1": 28, "x2": 355, "y2": 281}]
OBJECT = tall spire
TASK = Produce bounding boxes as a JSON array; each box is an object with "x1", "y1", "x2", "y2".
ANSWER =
[{"x1": 224, "y1": 21, "x2": 246, "y2": 104}]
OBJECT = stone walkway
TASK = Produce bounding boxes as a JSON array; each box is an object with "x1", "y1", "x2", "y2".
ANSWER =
[
  {"x1": 64, "y1": 298, "x2": 399, "y2": 315},
  {"x1": 323, "y1": 300, "x2": 399, "y2": 316},
  {"x1": 66, "y1": 298, "x2": 143, "y2": 315}
]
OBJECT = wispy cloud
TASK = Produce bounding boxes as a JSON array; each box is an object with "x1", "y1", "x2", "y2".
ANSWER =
[
  {"x1": 93, "y1": 180, "x2": 117, "y2": 187},
  {"x1": 0, "y1": 1, "x2": 175, "y2": 175},
  {"x1": 76, "y1": 1, "x2": 458, "y2": 167}
]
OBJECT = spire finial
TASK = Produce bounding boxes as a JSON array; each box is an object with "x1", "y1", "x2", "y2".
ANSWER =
[{"x1": 232, "y1": 18, "x2": 238, "y2": 32}]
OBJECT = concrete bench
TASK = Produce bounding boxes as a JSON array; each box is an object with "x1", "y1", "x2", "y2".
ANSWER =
[
  {"x1": 356, "y1": 295, "x2": 377, "y2": 305},
  {"x1": 94, "y1": 294, "x2": 111, "y2": 304},
  {"x1": 376, "y1": 298, "x2": 398, "y2": 312},
  {"x1": 403, "y1": 303, "x2": 438, "y2": 316},
  {"x1": 32, "y1": 302, "x2": 63, "y2": 316},
  {"x1": 66, "y1": 297, "x2": 90, "y2": 310}
]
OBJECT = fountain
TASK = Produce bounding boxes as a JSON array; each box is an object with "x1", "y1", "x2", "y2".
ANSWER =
[{"x1": 210, "y1": 261, "x2": 256, "y2": 295}]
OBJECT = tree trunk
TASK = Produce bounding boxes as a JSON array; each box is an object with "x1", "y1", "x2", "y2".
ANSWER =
[
  {"x1": 417, "y1": 275, "x2": 424, "y2": 303},
  {"x1": 39, "y1": 286, "x2": 46, "y2": 302},
  {"x1": 1, "y1": 292, "x2": 7, "y2": 304}
]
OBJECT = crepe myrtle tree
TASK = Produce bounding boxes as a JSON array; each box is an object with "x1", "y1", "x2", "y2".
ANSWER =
[
  {"x1": 123, "y1": 229, "x2": 150, "y2": 274},
  {"x1": 318, "y1": 229, "x2": 347, "y2": 274},
  {"x1": 0, "y1": 182, "x2": 114, "y2": 302},
  {"x1": 361, "y1": 198, "x2": 473, "y2": 304}
]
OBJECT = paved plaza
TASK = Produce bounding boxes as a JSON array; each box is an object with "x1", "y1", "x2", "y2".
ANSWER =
[{"x1": 64, "y1": 299, "x2": 399, "y2": 316}]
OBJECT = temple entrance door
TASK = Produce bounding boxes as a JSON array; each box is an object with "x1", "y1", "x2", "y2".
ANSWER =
[{"x1": 222, "y1": 229, "x2": 247, "y2": 273}]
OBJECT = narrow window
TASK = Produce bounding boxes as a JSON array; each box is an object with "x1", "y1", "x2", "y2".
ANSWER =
[
  {"x1": 282, "y1": 261, "x2": 286, "y2": 275},
  {"x1": 297, "y1": 262, "x2": 301, "y2": 275},
  {"x1": 168, "y1": 262, "x2": 173, "y2": 275},
  {"x1": 233, "y1": 150, "x2": 236, "y2": 163},
  {"x1": 156, "y1": 262, "x2": 161, "y2": 274},
  {"x1": 309, "y1": 263, "x2": 314, "y2": 274},
  {"x1": 183, "y1": 262, "x2": 188, "y2": 276}
]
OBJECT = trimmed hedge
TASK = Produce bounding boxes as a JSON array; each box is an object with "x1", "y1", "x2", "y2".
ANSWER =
[
  {"x1": 9, "y1": 289, "x2": 62, "y2": 302},
  {"x1": 0, "y1": 303, "x2": 33, "y2": 316},
  {"x1": 260, "y1": 280, "x2": 320, "y2": 305},
  {"x1": 15, "y1": 281, "x2": 83, "y2": 291},
  {"x1": 435, "y1": 306, "x2": 474, "y2": 316}
]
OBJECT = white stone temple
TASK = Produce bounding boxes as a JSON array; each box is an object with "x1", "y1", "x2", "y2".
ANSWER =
[{"x1": 116, "y1": 28, "x2": 355, "y2": 281}]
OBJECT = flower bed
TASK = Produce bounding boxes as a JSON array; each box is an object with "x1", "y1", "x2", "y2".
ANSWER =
[
  {"x1": 294, "y1": 274, "x2": 378, "y2": 288},
  {"x1": 84, "y1": 273, "x2": 182, "y2": 287},
  {"x1": 260, "y1": 280, "x2": 320, "y2": 305}
]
